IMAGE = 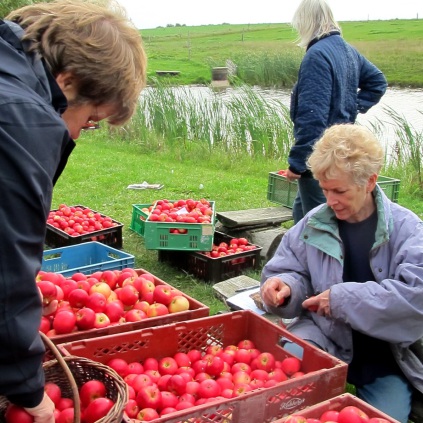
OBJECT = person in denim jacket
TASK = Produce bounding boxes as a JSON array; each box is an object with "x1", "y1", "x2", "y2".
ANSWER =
[
  {"x1": 286, "y1": 0, "x2": 387, "y2": 223},
  {"x1": 261, "y1": 124, "x2": 423, "y2": 422}
]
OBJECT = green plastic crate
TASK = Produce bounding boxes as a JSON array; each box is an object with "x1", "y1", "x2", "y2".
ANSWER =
[
  {"x1": 267, "y1": 172, "x2": 401, "y2": 207},
  {"x1": 376, "y1": 175, "x2": 401, "y2": 203},
  {"x1": 267, "y1": 172, "x2": 298, "y2": 208},
  {"x1": 130, "y1": 201, "x2": 216, "y2": 251}
]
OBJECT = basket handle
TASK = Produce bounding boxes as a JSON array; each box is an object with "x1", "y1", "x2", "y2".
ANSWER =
[{"x1": 40, "y1": 332, "x2": 81, "y2": 423}]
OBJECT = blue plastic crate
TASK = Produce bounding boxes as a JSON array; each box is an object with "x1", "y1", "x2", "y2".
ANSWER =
[{"x1": 41, "y1": 242, "x2": 134, "y2": 277}]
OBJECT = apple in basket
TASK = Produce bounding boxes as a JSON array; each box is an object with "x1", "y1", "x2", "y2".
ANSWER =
[{"x1": 4, "y1": 404, "x2": 33, "y2": 423}]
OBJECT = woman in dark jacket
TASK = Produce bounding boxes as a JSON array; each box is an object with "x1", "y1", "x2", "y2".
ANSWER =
[
  {"x1": 0, "y1": 1, "x2": 146, "y2": 421},
  {"x1": 286, "y1": 0, "x2": 387, "y2": 224}
]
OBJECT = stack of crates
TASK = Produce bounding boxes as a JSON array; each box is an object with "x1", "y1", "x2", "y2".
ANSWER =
[{"x1": 130, "y1": 200, "x2": 263, "y2": 283}]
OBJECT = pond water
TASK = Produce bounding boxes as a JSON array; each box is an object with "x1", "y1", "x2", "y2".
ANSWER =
[{"x1": 142, "y1": 84, "x2": 422, "y2": 157}]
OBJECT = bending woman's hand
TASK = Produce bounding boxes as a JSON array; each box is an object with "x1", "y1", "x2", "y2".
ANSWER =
[
  {"x1": 24, "y1": 392, "x2": 55, "y2": 423},
  {"x1": 261, "y1": 277, "x2": 291, "y2": 308},
  {"x1": 302, "y1": 289, "x2": 331, "y2": 316}
]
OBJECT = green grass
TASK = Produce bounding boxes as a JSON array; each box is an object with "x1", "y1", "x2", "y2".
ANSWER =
[
  {"x1": 140, "y1": 20, "x2": 423, "y2": 87},
  {"x1": 51, "y1": 126, "x2": 423, "y2": 315}
]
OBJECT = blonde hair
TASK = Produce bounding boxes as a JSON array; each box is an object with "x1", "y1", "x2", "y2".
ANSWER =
[
  {"x1": 292, "y1": 0, "x2": 341, "y2": 48},
  {"x1": 7, "y1": 0, "x2": 147, "y2": 125},
  {"x1": 307, "y1": 124, "x2": 384, "y2": 186}
]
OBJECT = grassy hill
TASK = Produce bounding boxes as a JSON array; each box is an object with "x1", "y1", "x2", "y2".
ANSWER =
[{"x1": 139, "y1": 20, "x2": 423, "y2": 87}]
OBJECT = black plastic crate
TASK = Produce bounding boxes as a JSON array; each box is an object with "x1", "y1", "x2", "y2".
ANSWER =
[
  {"x1": 159, "y1": 231, "x2": 262, "y2": 283},
  {"x1": 45, "y1": 205, "x2": 123, "y2": 249}
]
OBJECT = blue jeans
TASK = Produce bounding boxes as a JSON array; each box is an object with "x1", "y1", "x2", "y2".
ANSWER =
[
  {"x1": 292, "y1": 177, "x2": 326, "y2": 224},
  {"x1": 283, "y1": 341, "x2": 412, "y2": 423}
]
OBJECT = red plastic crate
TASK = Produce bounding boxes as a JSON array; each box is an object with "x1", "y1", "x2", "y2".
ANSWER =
[
  {"x1": 58, "y1": 310, "x2": 348, "y2": 423},
  {"x1": 45, "y1": 205, "x2": 123, "y2": 249},
  {"x1": 158, "y1": 231, "x2": 263, "y2": 283},
  {"x1": 47, "y1": 268, "x2": 209, "y2": 345},
  {"x1": 274, "y1": 393, "x2": 399, "y2": 422}
]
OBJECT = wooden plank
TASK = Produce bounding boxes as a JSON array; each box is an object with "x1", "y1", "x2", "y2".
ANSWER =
[
  {"x1": 156, "y1": 70, "x2": 180, "y2": 76},
  {"x1": 216, "y1": 206, "x2": 292, "y2": 228}
]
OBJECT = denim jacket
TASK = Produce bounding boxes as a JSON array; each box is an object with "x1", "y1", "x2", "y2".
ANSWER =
[{"x1": 288, "y1": 32, "x2": 387, "y2": 174}]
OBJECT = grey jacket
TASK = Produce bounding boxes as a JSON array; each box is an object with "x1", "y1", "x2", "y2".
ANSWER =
[{"x1": 262, "y1": 186, "x2": 423, "y2": 392}]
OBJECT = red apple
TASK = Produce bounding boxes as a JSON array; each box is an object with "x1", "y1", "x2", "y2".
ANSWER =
[
  {"x1": 45, "y1": 381, "x2": 62, "y2": 406},
  {"x1": 124, "y1": 399, "x2": 140, "y2": 419},
  {"x1": 79, "y1": 380, "x2": 107, "y2": 407},
  {"x1": 137, "y1": 407, "x2": 160, "y2": 421},
  {"x1": 167, "y1": 374, "x2": 187, "y2": 396},
  {"x1": 147, "y1": 302, "x2": 169, "y2": 318},
  {"x1": 338, "y1": 406, "x2": 369, "y2": 423},
  {"x1": 67, "y1": 288, "x2": 89, "y2": 309},
  {"x1": 198, "y1": 379, "x2": 221, "y2": 399},
  {"x1": 37, "y1": 280, "x2": 57, "y2": 306},
  {"x1": 86, "y1": 292, "x2": 107, "y2": 313},
  {"x1": 153, "y1": 284, "x2": 174, "y2": 306},
  {"x1": 136, "y1": 385, "x2": 162, "y2": 410},
  {"x1": 99, "y1": 270, "x2": 117, "y2": 289},
  {"x1": 106, "y1": 358, "x2": 129, "y2": 378},
  {"x1": 125, "y1": 308, "x2": 147, "y2": 322},
  {"x1": 143, "y1": 357, "x2": 159, "y2": 371},
  {"x1": 75, "y1": 307, "x2": 96, "y2": 330},
  {"x1": 105, "y1": 300, "x2": 125, "y2": 323},
  {"x1": 254, "y1": 352, "x2": 275, "y2": 372},
  {"x1": 320, "y1": 410, "x2": 340, "y2": 422},
  {"x1": 128, "y1": 361, "x2": 144, "y2": 375},
  {"x1": 118, "y1": 284, "x2": 139, "y2": 306},
  {"x1": 4, "y1": 404, "x2": 33, "y2": 423},
  {"x1": 56, "y1": 407, "x2": 74, "y2": 423},
  {"x1": 159, "y1": 391, "x2": 179, "y2": 410},
  {"x1": 281, "y1": 356, "x2": 302, "y2": 376},
  {"x1": 187, "y1": 349, "x2": 202, "y2": 363},
  {"x1": 173, "y1": 352, "x2": 191, "y2": 368},
  {"x1": 52, "y1": 309, "x2": 76, "y2": 334},
  {"x1": 83, "y1": 397, "x2": 114, "y2": 423},
  {"x1": 94, "y1": 312, "x2": 111, "y2": 329},
  {"x1": 158, "y1": 356, "x2": 178, "y2": 375},
  {"x1": 57, "y1": 398, "x2": 74, "y2": 411},
  {"x1": 39, "y1": 316, "x2": 51, "y2": 334},
  {"x1": 132, "y1": 374, "x2": 153, "y2": 392}
]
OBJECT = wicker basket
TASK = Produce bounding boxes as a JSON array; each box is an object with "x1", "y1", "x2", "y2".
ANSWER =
[{"x1": 0, "y1": 332, "x2": 128, "y2": 423}]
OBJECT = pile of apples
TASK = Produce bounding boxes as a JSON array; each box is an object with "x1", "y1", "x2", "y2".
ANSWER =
[
  {"x1": 47, "y1": 204, "x2": 119, "y2": 237},
  {"x1": 284, "y1": 406, "x2": 391, "y2": 423},
  {"x1": 200, "y1": 237, "x2": 258, "y2": 259},
  {"x1": 103, "y1": 339, "x2": 305, "y2": 421},
  {"x1": 5, "y1": 379, "x2": 115, "y2": 423},
  {"x1": 141, "y1": 198, "x2": 214, "y2": 226},
  {"x1": 37, "y1": 268, "x2": 191, "y2": 337}
]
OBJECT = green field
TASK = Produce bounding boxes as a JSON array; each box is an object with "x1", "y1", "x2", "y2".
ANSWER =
[{"x1": 140, "y1": 19, "x2": 423, "y2": 87}]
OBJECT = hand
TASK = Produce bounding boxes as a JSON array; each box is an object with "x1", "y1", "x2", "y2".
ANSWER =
[
  {"x1": 286, "y1": 169, "x2": 301, "y2": 182},
  {"x1": 302, "y1": 289, "x2": 331, "y2": 316},
  {"x1": 261, "y1": 277, "x2": 291, "y2": 308},
  {"x1": 24, "y1": 392, "x2": 55, "y2": 423},
  {"x1": 38, "y1": 286, "x2": 58, "y2": 317}
]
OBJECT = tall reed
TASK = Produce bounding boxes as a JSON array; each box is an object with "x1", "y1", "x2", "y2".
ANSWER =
[
  {"x1": 121, "y1": 81, "x2": 293, "y2": 160},
  {"x1": 231, "y1": 51, "x2": 303, "y2": 88}
]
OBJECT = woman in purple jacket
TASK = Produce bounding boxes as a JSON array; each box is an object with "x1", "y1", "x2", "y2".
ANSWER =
[
  {"x1": 261, "y1": 124, "x2": 423, "y2": 422},
  {"x1": 286, "y1": 0, "x2": 387, "y2": 223}
]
